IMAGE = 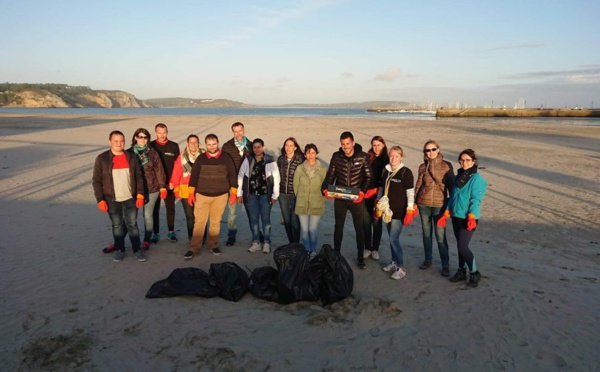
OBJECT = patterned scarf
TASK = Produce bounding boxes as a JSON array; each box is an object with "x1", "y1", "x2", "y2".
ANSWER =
[
  {"x1": 303, "y1": 161, "x2": 320, "y2": 179},
  {"x1": 181, "y1": 146, "x2": 202, "y2": 178},
  {"x1": 455, "y1": 164, "x2": 478, "y2": 189},
  {"x1": 133, "y1": 144, "x2": 150, "y2": 167}
]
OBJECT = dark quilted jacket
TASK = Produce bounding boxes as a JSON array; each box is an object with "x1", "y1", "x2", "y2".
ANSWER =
[
  {"x1": 277, "y1": 153, "x2": 305, "y2": 195},
  {"x1": 222, "y1": 137, "x2": 251, "y2": 173},
  {"x1": 322, "y1": 143, "x2": 373, "y2": 193}
]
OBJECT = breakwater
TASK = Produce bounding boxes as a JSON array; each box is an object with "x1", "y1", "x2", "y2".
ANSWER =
[{"x1": 436, "y1": 108, "x2": 600, "y2": 118}]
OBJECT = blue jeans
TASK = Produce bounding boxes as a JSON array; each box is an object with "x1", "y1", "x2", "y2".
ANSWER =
[
  {"x1": 142, "y1": 192, "x2": 159, "y2": 243},
  {"x1": 386, "y1": 219, "x2": 404, "y2": 266},
  {"x1": 418, "y1": 205, "x2": 450, "y2": 267},
  {"x1": 298, "y1": 214, "x2": 321, "y2": 252},
  {"x1": 279, "y1": 193, "x2": 300, "y2": 243},
  {"x1": 245, "y1": 194, "x2": 272, "y2": 243},
  {"x1": 108, "y1": 198, "x2": 140, "y2": 252}
]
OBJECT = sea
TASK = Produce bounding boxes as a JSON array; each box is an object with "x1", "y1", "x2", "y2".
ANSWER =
[{"x1": 0, "y1": 107, "x2": 599, "y2": 126}]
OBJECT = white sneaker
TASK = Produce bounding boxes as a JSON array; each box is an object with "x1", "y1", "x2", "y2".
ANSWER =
[
  {"x1": 391, "y1": 267, "x2": 407, "y2": 280},
  {"x1": 363, "y1": 250, "x2": 371, "y2": 259},
  {"x1": 248, "y1": 242, "x2": 261, "y2": 252},
  {"x1": 371, "y1": 250, "x2": 380, "y2": 260},
  {"x1": 262, "y1": 242, "x2": 271, "y2": 254},
  {"x1": 383, "y1": 261, "x2": 398, "y2": 272}
]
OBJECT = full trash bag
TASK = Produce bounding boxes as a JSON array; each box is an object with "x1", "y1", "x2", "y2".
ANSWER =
[
  {"x1": 208, "y1": 262, "x2": 249, "y2": 302},
  {"x1": 248, "y1": 266, "x2": 280, "y2": 302},
  {"x1": 316, "y1": 244, "x2": 354, "y2": 306},
  {"x1": 145, "y1": 267, "x2": 219, "y2": 298},
  {"x1": 273, "y1": 243, "x2": 320, "y2": 304}
]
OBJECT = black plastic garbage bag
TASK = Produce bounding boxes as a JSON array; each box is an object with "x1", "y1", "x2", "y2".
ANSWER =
[
  {"x1": 273, "y1": 243, "x2": 320, "y2": 304},
  {"x1": 145, "y1": 267, "x2": 219, "y2": 298},
  {"x1": 209, "y1": 262, "x2": 249, "y2": 302},
  {"x1": 249, "y1": 266, "x2": 280, "y2": 302},
  {"x1": 317, "y1": 244, "x2": 354, "y2": 306}
]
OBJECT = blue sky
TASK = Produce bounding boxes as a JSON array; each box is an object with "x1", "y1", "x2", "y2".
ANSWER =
[{"x1": 1, "y1": 0, "x2": 599, "y2": 107}]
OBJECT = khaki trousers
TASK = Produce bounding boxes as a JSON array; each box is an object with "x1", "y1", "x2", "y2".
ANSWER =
[{"x1": 190, "y1": 193, "x2": 228, "y2": 253}]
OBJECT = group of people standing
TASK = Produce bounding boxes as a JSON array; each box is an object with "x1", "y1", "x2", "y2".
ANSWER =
[{"x1": 92, "y1": 123, "x2": 487, "y2": 288}]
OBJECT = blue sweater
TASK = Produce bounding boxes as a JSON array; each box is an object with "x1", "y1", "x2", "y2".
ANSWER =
[{"x1": 447, "y1": 173, "x2": 487, "y2": 219}]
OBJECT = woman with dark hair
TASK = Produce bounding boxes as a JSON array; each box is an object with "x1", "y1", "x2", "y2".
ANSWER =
[
  {"x1": 363, "y1": 135, "x2": 389, "y2": 260},
  {"x1": 293, "y1": 143, "x2": 326, "y2": 257},
  {"x1": 170, "y1": 134, "x2": 205, "y2": 240},
  {"x1": 277, "y1": 137, "x2": 305, "y2": 244},
  {"x1": 129, "y1": 128, "x2": 167, "y2": 251},
  {"x1": 237, "y1": 138, "x2": 280, "y2": 254},
  {"x1": 437, "y1": 149, "x2": 487, "y2": 287},
  {"x1": 414, "y1": 140, "x2": 454, "y2": 276}
]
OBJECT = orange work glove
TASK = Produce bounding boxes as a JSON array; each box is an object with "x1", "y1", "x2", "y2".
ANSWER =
[
  {"x1": 160, "y1": 188, "x2": 167, "y2": 199},
  {"x1": 323, "y1": 189, "x2": 334, "y2": 200},
  {"x1": 187, "y1": 187, "x2": 196, "y2": 206},
  {"x1": 97, "y1": 200, "x2": 108, "y2": 213},
  {"x1": 364, "y1": 187, "x2": 378, "y2": 199},
  {"x1": 229, "y1": 188, "x2": 238, "y2": 205},
  {"x1": 436, "y1": 210, "x2": 451, "y2": 228},
  {"x1": 353, "y1": 191, "x2": 365, "y2": 204},
  {"x1": 173, "y1": 186, "x2": 180, "y2": 199},
  {"x1": 403, "y1": 208, "x2": 414, "y2": 226},
  {"x1": 135, "y1": 194, "x2": 145, "y2": 208},
  {"x1": 467, "y1": 213, "x2": 477, "y2": 231},
  {"x1": 413, "y1": 204, "x2": 419, "y2": 217}
]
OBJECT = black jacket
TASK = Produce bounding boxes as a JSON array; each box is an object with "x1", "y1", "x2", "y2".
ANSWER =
[
  {"x1": 277, "y1": 153, "x2": 305, "y2": 195},
  {"x1": 92, "y1": 150, "x2": 144, "y2": 203},
  {"x1": 222, "y1": 137, "x2": 251, "y2": 173},
  {"x1": 322, "y1": 143, "x2": 373, "y2": 193}
]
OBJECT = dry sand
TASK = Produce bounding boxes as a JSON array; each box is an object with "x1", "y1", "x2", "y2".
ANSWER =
[{"x1": 0, "y1": 113, "x2": 599, "y2": 370}]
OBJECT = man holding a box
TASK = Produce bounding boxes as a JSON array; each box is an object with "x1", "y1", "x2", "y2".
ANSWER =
[{"x1": 322, "y1": 131, "x2": 374, "y2": 269}]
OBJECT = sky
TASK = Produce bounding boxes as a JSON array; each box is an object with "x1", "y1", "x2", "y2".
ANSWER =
[{"x1": 1, "y1": 0, "x2": 599, "y2": 107}]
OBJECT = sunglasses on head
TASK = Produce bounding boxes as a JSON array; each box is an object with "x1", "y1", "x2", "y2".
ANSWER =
[{"x1": 423, "y1": 148, "x2": 438, "y2": 153}]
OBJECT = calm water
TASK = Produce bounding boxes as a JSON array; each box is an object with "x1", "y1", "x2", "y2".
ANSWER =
[{"x1": 1, "y1": 107, "x2": 599, "y2": 125}]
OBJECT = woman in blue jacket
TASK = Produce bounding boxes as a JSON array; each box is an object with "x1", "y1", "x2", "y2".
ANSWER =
[{"x1": 437, "y1": 149, "x2": 487, "y2": 287}]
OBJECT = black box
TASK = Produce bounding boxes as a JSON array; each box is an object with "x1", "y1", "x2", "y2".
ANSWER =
[{"x1": 327, "y1": 185, "x2": 361, "y2": 201}]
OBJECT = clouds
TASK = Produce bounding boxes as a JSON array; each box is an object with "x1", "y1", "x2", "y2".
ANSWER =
[
  {"x1": 504, "y1": 65, "x2": 600, "y2": 84},
  {"x1": 374, "y1": 67, "x2": 400, "y2": 82}
]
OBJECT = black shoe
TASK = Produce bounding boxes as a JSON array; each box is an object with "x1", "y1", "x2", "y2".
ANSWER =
[
  {"x1": 419, "y1": 260, "x2": 432, "y2": 270},
  {"x1": 210, "y1": 247, "x2": 222, "y2": 255},
  {"x1": 467, "y1": 271, "x2": 481, "y2": 287},
  {"x1": 449, "y1": 268, "x2": 467, "y2": 282},
  {"x1": 226, "y1": 237, "x2": 236, "y2": 246},
  {"x1": 183, "y1": 250, "x2": 194, "y2": 260},
  {"x1": 357, "y1": 257, "x2": 366, "y2": 269},
  {"x1": 441, "y1": 267, "x2": 450, "y2": 277}
]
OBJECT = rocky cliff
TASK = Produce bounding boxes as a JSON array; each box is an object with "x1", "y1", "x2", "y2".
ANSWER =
[{"x1": 0, "y1": 84, "x2": 152, "y2": 108}]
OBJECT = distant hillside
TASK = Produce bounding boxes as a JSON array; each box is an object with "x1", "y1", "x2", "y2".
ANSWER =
[
  {"x1": 146, "y1": 97, "x2": 254, "y2": 108},
  {"x1": 0, "y1": 83, "x2": 152, "y2": 108}
]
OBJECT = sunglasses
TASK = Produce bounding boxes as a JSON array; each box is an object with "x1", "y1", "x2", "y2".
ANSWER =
[
  {"x1": 459, "y1": 158, "x2": 473, "y2": 163},
  {"x1": 136, "y1": 135, "x2": 148, "y2": 139},
  {"x1": 423, "y1": 148, "x2": 438, "y2": 153}
]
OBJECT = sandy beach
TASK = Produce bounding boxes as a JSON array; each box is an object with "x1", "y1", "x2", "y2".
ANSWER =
[{"x1": 0, "y1": 113, "x2": 598, "y2": 370}]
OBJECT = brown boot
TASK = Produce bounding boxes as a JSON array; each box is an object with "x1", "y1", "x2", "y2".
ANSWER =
[{"x1": 419, "y1": 260, "x2": 432, "y2": 270}]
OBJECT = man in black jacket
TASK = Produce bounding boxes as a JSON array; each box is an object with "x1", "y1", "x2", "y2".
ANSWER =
[
  {"x1": 322, "y1": 131, "x2": 373, "y2": 269},
  {"x1": 221, "y1": 122, "x2": 251, "y2": 246},
  {"x1": 150, "y1": 123, "x2": 180, "y2": 243}
]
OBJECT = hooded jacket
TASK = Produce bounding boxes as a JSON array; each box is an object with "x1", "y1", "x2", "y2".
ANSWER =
[{"x1": 322, "y1": 143, "x2": 373, "y2": 193}]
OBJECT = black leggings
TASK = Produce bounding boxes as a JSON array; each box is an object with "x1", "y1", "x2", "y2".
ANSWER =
[{"x1": 451, "y1": 217, "x2": 476, "y2": 271}]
